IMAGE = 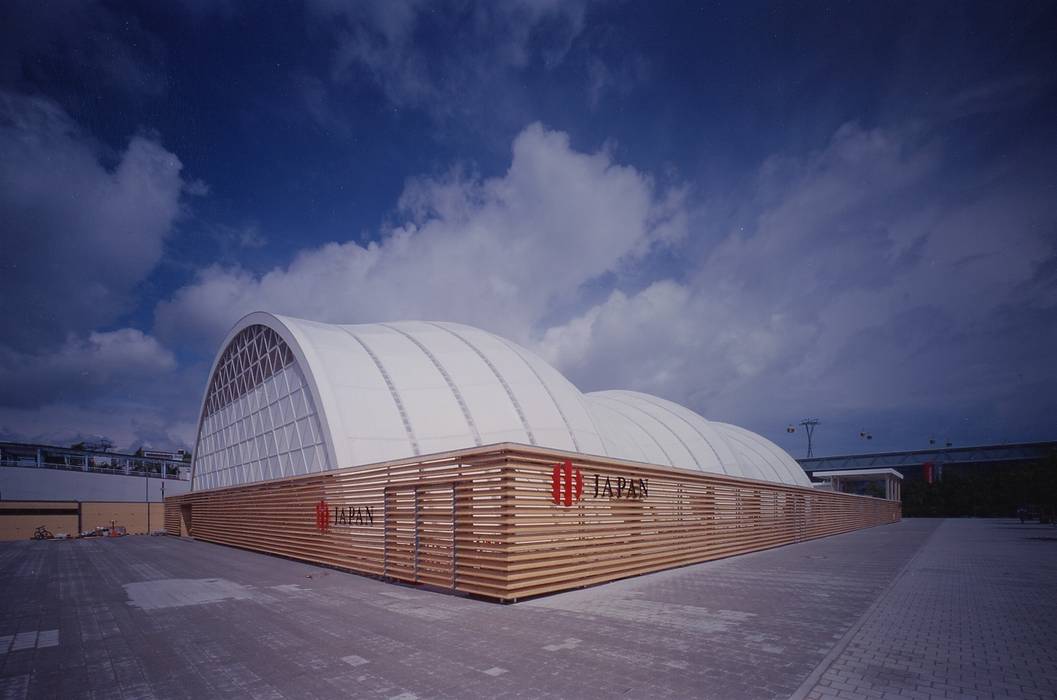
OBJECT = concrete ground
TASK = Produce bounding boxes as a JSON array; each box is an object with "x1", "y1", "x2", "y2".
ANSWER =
[{"x1": 0, "y1": 519, "x2": 1054, "y2": 700}]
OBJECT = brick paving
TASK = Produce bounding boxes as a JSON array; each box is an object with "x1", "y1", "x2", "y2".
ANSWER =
[
  {"x1": 0, "y1": 518, "x2": 1053, "y2": 699},
  {"x1": 797, "y1": 519, "x2": 1057, "y2": 700}
]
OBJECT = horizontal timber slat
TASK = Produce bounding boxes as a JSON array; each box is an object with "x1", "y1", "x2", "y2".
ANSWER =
[{"x1": 166, "y1": 443, "x2": 899, "y2": 602}]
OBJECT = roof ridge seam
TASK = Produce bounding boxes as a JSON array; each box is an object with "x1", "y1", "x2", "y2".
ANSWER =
[
  {"x1": 425, "y1": 322, "x2": 537, "y2": 446},
  {"x1": 587, "y1": 395, "x2": 677, "y2": 468},
  {"x1": 715, "y1": 422, "x2": 803, "y2": 485},
  {"x1": 595, "y1": 393, "x2": 703, "y2": 470},
  {"x1": 713, "y1": 423, "x2": 788, "y2": 484},
  {"x1": 613, "y1": 391, "x2": 729, "y2": 476},
  {"x1": 487, "y1": 331, "x2": 582, "y2": 453},
  {"x1": 338, "y1": 327, "x2": 421, "y2": 456},
  {"x1": 381, "y1": 323, "x2": 482, "y2": 447}
]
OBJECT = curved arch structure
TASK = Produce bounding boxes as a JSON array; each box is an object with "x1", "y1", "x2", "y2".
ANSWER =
[{"x1": 191, "y1": 313, "x2": 810, "y2": 490}]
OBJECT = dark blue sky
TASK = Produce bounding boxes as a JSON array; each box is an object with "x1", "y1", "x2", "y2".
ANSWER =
[{"x1": 1, "y1": 1, "x2": 1055, "y2": 457}]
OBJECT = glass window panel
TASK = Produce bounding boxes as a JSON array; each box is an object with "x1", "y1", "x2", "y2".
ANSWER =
[
  {"x1": 287, "y1": 367, "x2": 302, "y2": 392},
  {"x1": 292, "y1": 389, "x2": 306, "y2": 420},
  {"x1": 301, "y1": 416, "x2": 317, "y2": 445},
  {"x1": 281, "y1": 423, "x2": 296, "y2": 452},
  {"x1": 310, "y1": 445, "x2": 325, "y2": 471},
  {"x1": 194, "y1": 324, "x2": 311, "y2": 484},
  {"x1": 290, "y1": 448, "x2": 306, "y2": 473}
]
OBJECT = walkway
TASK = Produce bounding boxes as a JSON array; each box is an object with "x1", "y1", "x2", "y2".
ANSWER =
[
  {"x1": 0, "y1": 518, "x2": 1054, "y2": 699},
  {"x1": 797, "y1": 519, "x2": 1057, "y2": 700}
]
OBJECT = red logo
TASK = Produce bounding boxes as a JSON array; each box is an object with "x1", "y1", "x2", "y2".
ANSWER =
[
  {"x1": 315, "y1": 499, "x2": 330, "y2": 533},
  {"x1": 551, "y1": 460, "x2": 583, "y2": 506}
]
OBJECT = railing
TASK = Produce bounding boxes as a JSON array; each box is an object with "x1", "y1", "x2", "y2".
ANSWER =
[
  {"x1": 799, "y1": 440, "x2": 1057, "y2": 471},
  {"x1": 0, "y1": 457, "x2": 189, "y2": 480}
]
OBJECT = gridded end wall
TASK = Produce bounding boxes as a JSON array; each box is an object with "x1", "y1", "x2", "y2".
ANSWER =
[
  {"x1": 165, "y1": 445, "x2": 900, "y2": 601},
  {"x1": 193, "y1": 324, "x2": 328, "y2": 491}
]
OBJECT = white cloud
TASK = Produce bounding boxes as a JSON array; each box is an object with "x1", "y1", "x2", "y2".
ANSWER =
[
  {"x1": 0, "y1": 91, "x2": 189, "y2": 349},
  {"x1": 155, "y1": 122, "x2": 686, "y2": 348},
  {"x1": 0, "y1": 401, "x2": 197, "y2": 454},
  {"x1": 535, "y1": 123, "x2": 1057, "y2": 450},
  {"x1": 0, "y1": 90, "x2": 195, "y2": 447},
  {"x1": 155, "y1": 118, "x2": 1056, "y2": 453},
  {"x1": 0, "y1": 329, "x2": 176, "y2": 409}
]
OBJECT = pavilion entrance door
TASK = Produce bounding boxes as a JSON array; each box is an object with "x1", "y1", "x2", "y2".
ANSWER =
[{"x1": 383, "y1": 482, "x2": 458, "y2": 590}]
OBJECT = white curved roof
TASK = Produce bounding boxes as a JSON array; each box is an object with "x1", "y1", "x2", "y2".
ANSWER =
[
  {"x1": 191, "y1": 313, "x2": 810, "y2": 489},
  {"x1": 585, "y1": 391, "x2": 807, "y2": 485}
]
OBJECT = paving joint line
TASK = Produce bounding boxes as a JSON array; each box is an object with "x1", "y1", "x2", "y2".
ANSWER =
[{"x1": 787, "y1": 519, "x2": 945, "y2": 700}]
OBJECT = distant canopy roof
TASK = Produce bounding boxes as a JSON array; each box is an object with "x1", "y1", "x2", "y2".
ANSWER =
[{"x1": 191, "y1": 313, "x2": 810, "y2": 491}]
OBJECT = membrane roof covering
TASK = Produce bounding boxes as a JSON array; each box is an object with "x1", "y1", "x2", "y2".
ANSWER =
[{"x1": 191, "y1": 312, "x2": 810, "y2": 489}]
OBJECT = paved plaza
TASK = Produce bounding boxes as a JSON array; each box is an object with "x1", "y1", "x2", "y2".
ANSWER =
[{"x1": 0, "y1": 519, "x2": 1054, "y2": 699}]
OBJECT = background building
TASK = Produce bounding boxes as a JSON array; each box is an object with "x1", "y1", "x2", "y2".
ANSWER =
[
  {"x1": 801, "y1": 442, "x2": 1057, "y2": 518},
  {"x1": 0, "y1": 442, "x2": 191, "y2": 539}
]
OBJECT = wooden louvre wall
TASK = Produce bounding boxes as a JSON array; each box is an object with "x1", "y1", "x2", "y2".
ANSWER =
[{"x1": 165, "y1": 443, "x2": 900, "y2": 602}]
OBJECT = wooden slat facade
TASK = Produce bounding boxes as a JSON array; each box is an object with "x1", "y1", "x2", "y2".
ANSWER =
[{"x1": 165, "y1": 443, "x2": 900, "y2": 602}]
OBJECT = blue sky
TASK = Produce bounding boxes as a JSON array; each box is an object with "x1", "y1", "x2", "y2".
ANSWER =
[{"x1": 1, "y1": 1, "x2": 1055, "y2": 457}]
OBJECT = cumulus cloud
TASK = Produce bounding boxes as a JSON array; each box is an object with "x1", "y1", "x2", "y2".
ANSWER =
[
  {"x1": 0, "y1": 325, "x2": 199, "y2": 450},
  {"x1": 0, "y1": 89, "x2": 195, "y2": 448},
  {"x1": 0, "y1": 400, "x2": 198, "y2": 454},
  {"x1": 537, "y1": 123, "x2": 1057, "y2": 451},
  {"x1": 0, "y1": 329, "x2": 176, "y2": 410},
  {"x1": 0, "y1": 90, "x2": 188, "y2": 349},
  {"x1": 155, "y1": 122, "x2": 686, "y2": 348},
  {"x1": 154, "y1": 117, "x2": 1056, "y2": 452}
]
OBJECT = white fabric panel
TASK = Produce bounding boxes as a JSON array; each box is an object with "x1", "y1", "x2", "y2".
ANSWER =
[
  {"x1": 434, "y1": 323, "x2": 578, "y2": 452},
  {"x1": 635, "y1": 393, "x2": 743, "y2": 476},
  {"x1": 590, "y1": 391, "x2": 713, "y2": 471},
  {"x1": 711, "y1": 422, "x2": 810, "y2": 486},
  {"x1": 586, "y1": 394, "x2": 696, "y2": 469},
  {"x1": 584, "y1": 399, "x2": 654, "y2": 464},
  {"x1": 314, "y1": 324, "x2": 411, "y2": 465},
  {"x1": 585, "y1": 396, "x2": 677, "y2": 467},
  {"x1": 350, "y1": 325, "x2": 471, "y2": 455},
  {"x1": 499, "y1": 338, "x2": 607, "y2": 457},
  {"x1": 192, "y1": 313, "x2": 807, "y2": 490},
  {"x1": 395, "y1": 322, "x2": 532, "y2": 446},
  {"x1": 710, "y1": 423, "x2": 786, "y2": 482},
  {"x1": 722, "y1": 434, "x2": 773, "y2": 481},
  {"x1": 591, "y1": 390, "x2": 744, "y2": 478}
]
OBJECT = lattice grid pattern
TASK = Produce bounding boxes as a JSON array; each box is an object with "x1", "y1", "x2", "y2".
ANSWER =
[{"x1": 193, "y1": 325, "x2": 328, "y2": 490}]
